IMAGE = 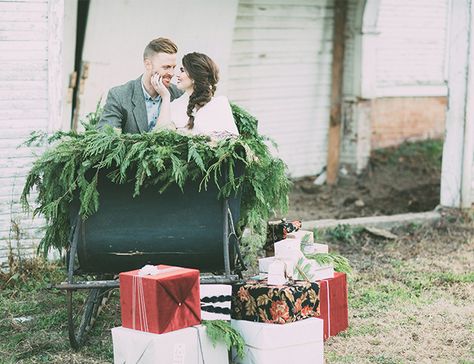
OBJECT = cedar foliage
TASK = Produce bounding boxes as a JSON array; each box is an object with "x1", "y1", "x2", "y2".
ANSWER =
[
  {"x1": 202, "y1": 320, "x2": 245, "y2": 358},
  {"x1": 21, "y1": 104, "x2": 291, "y2": 266}
]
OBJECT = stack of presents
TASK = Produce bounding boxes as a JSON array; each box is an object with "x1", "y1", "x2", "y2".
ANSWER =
[{"x1": 112, "y1": 221, "x2": 348, "y2": 363}]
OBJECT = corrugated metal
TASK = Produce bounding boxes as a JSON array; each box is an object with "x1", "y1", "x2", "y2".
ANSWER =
[
  {"x1": 227, "y1": 0, "x2": 335, "y2": 177},
  {"x1": 0, "y1": 0, "x2": 49, "y2": 268},
  {"x1": 376, "y1": 0, "x2": 448, "y2": 91}
]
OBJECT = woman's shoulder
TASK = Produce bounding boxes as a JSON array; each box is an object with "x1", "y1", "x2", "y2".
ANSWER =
[
  {"x1": 201, "y1": 95, "x2": 231, "y2": 113},
  {"x1": 171, "y1": 92, "x2": 189, "y2": 105},
  {"x1": 210, "y1": 95, "x2": 230, "y2": 106}
]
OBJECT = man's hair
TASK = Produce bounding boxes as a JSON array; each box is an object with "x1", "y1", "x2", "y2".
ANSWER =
[{"x1": 143, "y1": 38, "x2": 178, "y2": 60}]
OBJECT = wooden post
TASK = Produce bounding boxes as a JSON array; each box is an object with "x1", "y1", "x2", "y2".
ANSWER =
[
  {"x1": 441, "y1": 0, "x2": 474, "y2": 207},
  {"x1": 326, "y1": 0, "x2": 347, "y2": 185}
]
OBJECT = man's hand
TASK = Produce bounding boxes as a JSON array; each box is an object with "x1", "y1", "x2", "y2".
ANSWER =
[{"x1": 151, "y1": 73, "x2": 170, "y2": 100}]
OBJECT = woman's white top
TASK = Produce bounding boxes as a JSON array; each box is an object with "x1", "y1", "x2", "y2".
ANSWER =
[{"x1": 170, "y1": 93, "x2": 239, "y2": 136}]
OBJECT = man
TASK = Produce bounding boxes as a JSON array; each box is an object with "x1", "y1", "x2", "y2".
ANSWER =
[{"x1": 98, "y1": 37, "x2": 183, "y2": 133}]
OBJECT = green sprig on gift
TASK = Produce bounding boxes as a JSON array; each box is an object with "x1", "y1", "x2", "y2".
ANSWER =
[
  {"x1": 304, "y1": 252, "x2": 352, "y2": 275},
  {"x1": 202, "y1": 320, "x2": 245, "y2": 359},
  {"x1": 20, "y1": 104, "x2": 291, "y2": 266}
]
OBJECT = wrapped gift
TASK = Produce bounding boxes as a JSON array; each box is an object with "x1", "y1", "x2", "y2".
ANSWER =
[
  {"x1": 274, "y1": 238, "x2": 303, "y2": 260},
  {"x1": 231, "y1": 318, "x2": 324, "y2": 364},
  {"x1": 267, "y1": 259, "x2": 287, "y2": 285},
  {"x1": 317, "y1": 272, "x2": 349, "y2": 340},
  {"x1": 294, "y1": 257, "x2": 334, "y2": 281},
  {"x1": 112, "y1": 325, "x2": 228, "y2": 364},
  {"x1": 119, "y1": 265, "x2": 201, "y2": 334},
  {"x1": 258, "y1": 257, "x2": 275, "y2": 273},
  {"x1": 231, "y1": 279, "x2": 319, "y2": 323},
  {"x1": 301, "y1": 242, "x2": 329, "y2": 255},
  {"x1": 266, "y1": 219, "x2": 302, "y2": 244},
  {"x1": 265, "y1": 220, "x2": 302, "y2": 256},
  {"x1": 200, "y1": 284, "x2": 231, "y2": 321},
  {"x1": 286, "y1": 229, "x2": 314, "y2": 243}
]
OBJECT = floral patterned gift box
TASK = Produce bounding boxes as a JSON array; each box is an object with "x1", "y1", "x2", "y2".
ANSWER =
[{"x1": 231, "y1": 279, "x2": 320, "y2": 323}]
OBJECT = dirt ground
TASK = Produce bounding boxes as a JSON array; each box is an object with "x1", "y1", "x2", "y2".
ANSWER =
[{"x1": 288, "y1": 140, "x2": 443, "y2": 220}]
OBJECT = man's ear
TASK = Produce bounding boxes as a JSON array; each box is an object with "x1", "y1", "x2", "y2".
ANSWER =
[{"x1": 144, "y1": 58, "x2": 152, "y2": 71}]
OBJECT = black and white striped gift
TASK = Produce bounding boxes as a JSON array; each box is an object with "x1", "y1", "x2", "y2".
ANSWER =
[{"x1": 200, "y1": 284, "x2": 232, "y2": 321}]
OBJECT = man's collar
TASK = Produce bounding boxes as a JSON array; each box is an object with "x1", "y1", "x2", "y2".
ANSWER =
[{"x1": 141, "y1": 75, "x2": 160, "y2": 101}]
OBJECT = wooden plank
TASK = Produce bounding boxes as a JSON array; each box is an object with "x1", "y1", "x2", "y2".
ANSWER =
[
  {"x1": 229, "y1": 51, "x2": 332, "y2": 65},
  {"x1": 235, "y1": 14, "x2": 331, "y2": 28},
  {"x1": 0, "y1": 2, "x2": 48, "y2": 12},
  {"x1": 0, "y1": 61, "x2": 47, "y2": 72},
  {"x1": 229, "y1": 86, "x2": 331, "y2": 101},
  {"x1": 0, "y1": 89, "x2": 48, "y2": 100},
  {"x1": 0, "y1": 70, "x2": 47, "y2": 81},
  {"x1": 48, "y1": 0, "x2": 65, "y2": 133},
  {"x1": 441, "y1": 0, "x2": 471, "y2": 207},
  {"x1": 0, "y1": 50, "x2": 48, "y2": 61},
  {"x1": 239, "y1": 0, "x2": 329, "y2": 5},
  {"x1": 0, "y1": 11, "x2": 47, "y2": 22},
  {"x1": 0, "y1": 40, "x2": 46, "y2": 50},
  {"x1": 326, "y1": 0, "x2": 347, "y2": 185},
  {"x1": 233, "y1": 27, "x2": 333, "y2": 41},
  {"x1": 0, "y1": 29, "x2": 48, "y2": 41},
  {"x1": 0, "y1": 109, "x2": 48, "y2": 120},
  {"x1": 0, "y1": 21, "x2": 48, "y2": 32},
  {"x1": 227, "y1": 63, "x2": 329, "y2": 79},
  {"x1": 231, "y1": 39, "x2": 332, "y2": 54},
  {"x1": 237, "y1": 4, "x2": 332, "y2": 17}
]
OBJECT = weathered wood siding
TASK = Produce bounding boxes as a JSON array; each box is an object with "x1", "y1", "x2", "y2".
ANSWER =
[
  {"x1": 0, "y1": 0, "x2": 49, "y2": 268},
  {"x1": 375, "y1": 0, "x2": 449, "y2": 96},
  {"x1": 227, "y1": 0, "x2": 335, "y2": 178}
]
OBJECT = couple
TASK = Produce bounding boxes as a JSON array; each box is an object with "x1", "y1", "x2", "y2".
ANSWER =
[{"x1": 98, "y1": 37, "x2": 239, "y2": 138}]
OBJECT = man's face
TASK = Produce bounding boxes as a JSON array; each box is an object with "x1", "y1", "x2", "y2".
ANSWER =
[{"x1": 144, "y1": 52, "x2": 177, "y2": 87}]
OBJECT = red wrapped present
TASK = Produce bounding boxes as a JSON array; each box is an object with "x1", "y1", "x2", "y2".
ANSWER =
[
  {"x1": 119, "y1": 265, "x2": 201, "y2": 334},
  {"x1": 317, "y1": 272, "x2": 349, "y2": 340}
]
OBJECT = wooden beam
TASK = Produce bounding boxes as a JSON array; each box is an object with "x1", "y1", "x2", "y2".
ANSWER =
[
  {"x1": 326, "y1": 0, "x2": 347, "y2": 185},
  {"x1": 441, "y1": 0, "x2": 474, "y2": 207}
]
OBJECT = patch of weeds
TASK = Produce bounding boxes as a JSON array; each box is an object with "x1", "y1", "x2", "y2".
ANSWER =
[
  {"x1": 369, "y1": 354, "x2": 403, "y2": 364},
  {"x1": 350, "y1": 281, "x2": 414, "y2": 313},
  {"x1": 371, "y1": 139, "x2": 443, "y2": 168},
  {"x1": 325, "y1": 351, "x2": 357, "y2": 364},
  {"x1": 0, "y1": 260, "x2": 117, "y2": 363},
  {"x1": 339, "y1": 323, "x2": 379, "y2": 338},
  {"x1": 313, "y1": 227, "x2": 323, "y2": 241},
  {"x1": 434, "y1": 272, "x2": 474, "y2": 284},
  {"x1": 327, "y1": 224, "x2": 363, "y2": 244}
]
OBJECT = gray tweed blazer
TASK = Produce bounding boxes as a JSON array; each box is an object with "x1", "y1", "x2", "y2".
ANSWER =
[{"x1": 98, "y1": 75, "x2": 183, "y2": 133}]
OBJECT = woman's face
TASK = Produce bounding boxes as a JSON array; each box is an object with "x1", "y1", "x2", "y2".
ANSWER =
[{"x1": 176, "y1": 66, "x2": 194, "y2": 92}]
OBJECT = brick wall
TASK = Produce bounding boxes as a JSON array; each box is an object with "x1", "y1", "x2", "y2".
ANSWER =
[{"x1": 371, "y1": 97, "x2": 447, "y2": 149}]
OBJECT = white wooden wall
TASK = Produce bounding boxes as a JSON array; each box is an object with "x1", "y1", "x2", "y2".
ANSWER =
[
  {"x1": 227, "y1": 0, "x2": 335, "y2": 178},
  {"x1": 78, "y1": 0, "x2": 238, "y2": 124},
  {"x1": 0, "y1": 0, "x2": 49, "y2": 268},
  {"x1": 374, "y1": 0, "x2": 448, "y2": 97}
]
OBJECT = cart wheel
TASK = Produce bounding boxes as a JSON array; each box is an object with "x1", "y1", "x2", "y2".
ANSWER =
[{"x1": 67, "y1": 287, "x2": 110, "y2": 349}]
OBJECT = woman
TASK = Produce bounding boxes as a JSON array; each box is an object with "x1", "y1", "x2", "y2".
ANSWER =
[{"x1": 152, "y1": 52, "x2": 239, "y2": 137}]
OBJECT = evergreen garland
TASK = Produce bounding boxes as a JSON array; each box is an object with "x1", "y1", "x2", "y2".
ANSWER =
[
  {"x1": 202, "y1": 320, "x2": 245, "y2": 359},
  {"x1": 21, "y1": 104, "x2": 291, "y2": 266}
]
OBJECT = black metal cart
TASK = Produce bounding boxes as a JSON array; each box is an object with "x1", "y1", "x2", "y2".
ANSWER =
[{"x1": 55, "y1": 173, "x2": 245, "y2": 349}]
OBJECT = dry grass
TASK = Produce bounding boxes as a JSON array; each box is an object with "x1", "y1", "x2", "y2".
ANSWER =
[{"x1": 325, "y1": 208, "x2": 474, "y2": 363}]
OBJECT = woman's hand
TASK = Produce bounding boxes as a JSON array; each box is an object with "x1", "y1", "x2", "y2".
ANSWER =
[{"x1": 151, "y1": 73, "x2": 170, "y2": 100}]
